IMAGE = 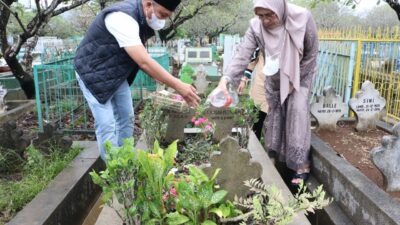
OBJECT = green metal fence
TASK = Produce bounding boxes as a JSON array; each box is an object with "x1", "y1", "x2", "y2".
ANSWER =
[{"x1": 34, "y1": 51, "x2": 170, "y2": 132}]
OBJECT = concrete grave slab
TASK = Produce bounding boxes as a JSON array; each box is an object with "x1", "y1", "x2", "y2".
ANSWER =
[{"x1": 203, "y1": 136, "x2": 262, "y2": 200}]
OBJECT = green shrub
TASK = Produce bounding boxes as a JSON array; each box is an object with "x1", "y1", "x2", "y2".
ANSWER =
[{"x1": 0, "y1": 145, "x2": 81, "y2": 224}]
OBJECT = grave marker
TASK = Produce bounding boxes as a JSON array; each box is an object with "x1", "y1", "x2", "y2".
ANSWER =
[
  {"x1": 202, "y1": 136, "x2": 262, "y2": 200},
  {"x1": 0, "y1": 85, "x2": 8, "y2": 113},
  {"x1": 349, "y1": 81, "x2": 386, "y2": 131},
  {"x1": 163, "y1": 109, "x2": 195, "y2": 143},
  {"x1": 163, "y1": 107, "x2": 235, "y2": 143},
  {"x1": 370, "y1": 123, "x2": 400, "y2": 192},
  {"x1": 204, "y1": 107, "x2": 235, "y2": 142},
  {"x1": 193, "y1": 65, "x2": 210, "y2": 95},
  {"x1": 310, "y1": 86, "x2": 347, "y2": 131}
]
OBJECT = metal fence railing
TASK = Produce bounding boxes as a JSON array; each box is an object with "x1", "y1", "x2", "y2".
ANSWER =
[{"x1": 34, "y1": 50, "x2": 169, "y2": 132}]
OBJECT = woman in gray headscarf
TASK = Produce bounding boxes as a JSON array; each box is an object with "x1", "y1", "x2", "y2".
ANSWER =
[{"x1": 217, "y1": 0, "x2": 318, "y2": 185}]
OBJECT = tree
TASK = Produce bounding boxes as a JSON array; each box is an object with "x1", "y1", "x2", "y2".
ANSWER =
[
  {"x1": 158, "y1": 0, "x2": 232, "y2": 41},
  {"x1": 310, "y1": 0, "x2": 400, "y2": 20},
  {"x1": 180, "y1": 0, "x2": 253, "y2": 42},
  {"x1": 41, "y1": 15, "x2": 79, "y2": 39},
  {"x1": 309, "y1": 2, "x2": 361, "y2": 29},
  {"x1": 68, "y1": 2, "x2": 99, "y2": 36},
  {"x1": 0, "y1": 0, "x2": 90, "y2": 99},
  {"x1": 360, "y1": 4, "x2": 399, "y2": 28}
]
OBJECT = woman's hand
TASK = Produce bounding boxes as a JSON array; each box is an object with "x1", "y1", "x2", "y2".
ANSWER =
[
  {"x1": 289, "y1": 82, "x2": 294, "y2": 94},
  {"x1": 217, "y1": 76, "x2": 230, "y2": 96},
  {"x1": 237, "y1": 77, "x2": 248, "y2": 95}
]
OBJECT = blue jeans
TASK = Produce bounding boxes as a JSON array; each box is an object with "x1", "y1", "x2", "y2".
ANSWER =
[{"x1": 76, "y1": 74, "x2": 134, "y2": 161}]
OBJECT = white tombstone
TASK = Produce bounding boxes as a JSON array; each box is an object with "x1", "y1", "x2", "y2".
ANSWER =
[
  {"x1": 0, "y1": 85, "x2": 7, "y2": 113},
  {"x1": 349, "y1": 81, "x2": 386, "y2": 131},
  {"x1": 193, "y1": 65, "x2": 210, "y2": 95},
  {"x1": 311, "y1": 86, "x2": 348, "y2": 131}
]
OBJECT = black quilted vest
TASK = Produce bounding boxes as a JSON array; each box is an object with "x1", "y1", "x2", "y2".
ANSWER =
[{"x1": 74, "y1": 0, "x2": 155, "y2": 104}]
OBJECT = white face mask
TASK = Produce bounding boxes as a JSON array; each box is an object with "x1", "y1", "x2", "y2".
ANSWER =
[
  {"x1": 146, "y1": 10, "x2": 166, "y2": 31},
  {"x1": 263, "y1": 54, "x2": 280, "y2": 76}
]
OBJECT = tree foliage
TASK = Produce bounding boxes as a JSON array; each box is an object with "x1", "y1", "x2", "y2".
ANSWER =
[
  {"x1": 159, "y1": 0, "x2": 253, "y2": 41},
  {"x1": 180, "y1": 0, "x2": 253, "y2": 41},
  {"x1": 0, "y1": 0, "x2": 91, "y2": 99},
  {"x1": 306, "y1": 0, "x2": 400, "y2": 20},
  {"x1": 290, "y1": 0, "x2": 399, "y2": 29}
]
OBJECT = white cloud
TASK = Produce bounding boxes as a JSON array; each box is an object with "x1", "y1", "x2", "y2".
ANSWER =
[{"x1": 354, "y1": 0, "x2": 380, "y2": 14}]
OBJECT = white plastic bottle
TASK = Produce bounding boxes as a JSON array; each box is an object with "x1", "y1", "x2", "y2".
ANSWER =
[
  {"x1": 207, "y1": 88, "x2": 232, "y2": 108},
  {"x1": 228, "y1": 84, "x2": 239, "y2": 108}
]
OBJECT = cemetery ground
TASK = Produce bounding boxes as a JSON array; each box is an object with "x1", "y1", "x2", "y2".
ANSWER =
[
  {"x1": 0, "y1": 110, "x2": 89, "y2": 224},
  {"x1": 0, "y1": 104, "x2": 144, "y2": 224},
  {"x1": 315, "y1": 122, "x2": 400, "y2": 200},
  {"x1": 2, "y1": 69, "x2": 400, "y2": 225},
  {"x1": 2, "y1": 30, "x2": 400, "y2": 225}
]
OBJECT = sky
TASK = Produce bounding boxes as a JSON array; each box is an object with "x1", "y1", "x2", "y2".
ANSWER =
[
  {"x1": 18, "y1": 0, "x2": 386, "y2": 17},
  {"x1": 354, "y1": 0, "x2": 380, "y2": 14}
]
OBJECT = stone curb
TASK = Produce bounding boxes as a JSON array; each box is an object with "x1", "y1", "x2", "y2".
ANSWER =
[
  {"x1": 307, "y1": 176, "x2": 355, "y2": 225},
  {"x1": 0, "y1": 100, "x2": 35, "y2": 124},
  {"x1": 311, "y1": 133, "x2": 400, "y2": 225},
  {"x1": 7, "y1": 141, "x2": 104, "y2": 225}
]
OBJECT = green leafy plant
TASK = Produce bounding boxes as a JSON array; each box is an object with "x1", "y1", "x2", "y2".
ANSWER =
[
  {"x1": 181, "y1": 64, "x2": 195, "y2": 77},
  {"x1": 222, "y1": 179, "x2": 332, "y2": 225},
  {"x1": 139, "y1": 100, "x2": 168, "y2": 148},
  {"x1": 167, "y1": 167, "x2": 241, "y2": 225},
  {"x1": 180, "y1": 64, "x2": 195, "y2": 85},
  {"x1": 90, "y1": 138, "x2": 179, "y2": 225},
  {"x1": 177, "y1": 106, "x2": 217, "y2": 165},
  {"x1": 90, "y1": 138, "x2": 242, "y2": 225},
  {"x1": 231, "y1": 99, "x2": 260, "y2": 148},
  {"x1": 178, "y1": 137, "x2": 217, "y2": 166},
  {"x1": 0, "y1": 145, "x2": 81, "y2": 224},
  {"x1": 0, "y1": 148, "x2": 25, "y2": 173},
  {"x1": 135, "y1": 141, "x2": 178, "y2": 223},
  {"x1": 90, "y1": 139, "x2": 140, "y2": 224}
]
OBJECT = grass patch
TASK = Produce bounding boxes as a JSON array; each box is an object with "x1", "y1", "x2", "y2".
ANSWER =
[{"x1": 0, "y1": 145, "x2": 82, "y2": 224}]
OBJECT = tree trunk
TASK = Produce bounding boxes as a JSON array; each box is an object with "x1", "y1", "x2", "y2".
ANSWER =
[
  {"x1": 22, "y1": 35, "x2": 39, "y2": 74},
  {"x1": 385, "y1": 0, "x2": 400, "y2": 20},
  {"x1": 4, "y1": 54, "x2": 35, "y2": 99},
  {"x1": 99, "y1": 0, "x2": 106, "y2": 10}
]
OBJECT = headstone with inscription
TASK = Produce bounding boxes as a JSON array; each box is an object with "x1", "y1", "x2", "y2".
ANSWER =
[
  {"x1": 163, "y1": 107, "x2": 235, "y2": 143},
  {"x1": 204, "y1": 107, "x2": 235, "y2": 142},
  {"x1": 0, "y1": 86, "x2": 8, "y2": 113},
  {"x1": 370, "y1": 123, "x2": 400, "y2": 192},
  {"x1": 193, "y1": 65, "x2": 210, "y2": 95},
  {"x1": 202, "y1": 136, "x2": 262, "y2": 200},
  {"x1": 349, "y1": 81, "x2": 386, "y2": 131},
  {"x1": 164, "y1": 109, "x2": 195, "y2": 143},
  {"x1": 311, "y1": 86, "x2": 348, "y2": 131}
]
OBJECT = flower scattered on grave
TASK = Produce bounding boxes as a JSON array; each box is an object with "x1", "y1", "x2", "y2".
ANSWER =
[{"x1": 191, "y1": 116, "x2": 215, "y2": 138}]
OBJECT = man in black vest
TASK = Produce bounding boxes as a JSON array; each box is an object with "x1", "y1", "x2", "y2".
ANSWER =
[{"x1": 74, "y1": 0, "x2": 200, "y2": 160}]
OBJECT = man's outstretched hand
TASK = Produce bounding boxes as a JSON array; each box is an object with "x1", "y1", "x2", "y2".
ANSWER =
[{"x1": 174, "y1": 81, "x2": 200, "y2": 107}]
